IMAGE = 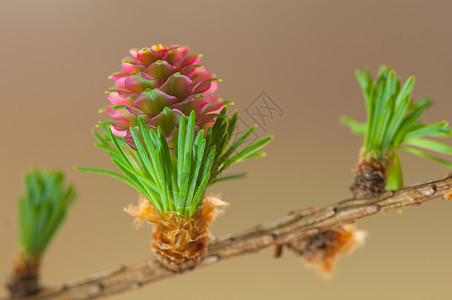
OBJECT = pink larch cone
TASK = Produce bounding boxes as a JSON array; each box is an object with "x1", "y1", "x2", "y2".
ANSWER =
[{"x1": 106, "y1": 44, "x2": 225, "y2": 148}]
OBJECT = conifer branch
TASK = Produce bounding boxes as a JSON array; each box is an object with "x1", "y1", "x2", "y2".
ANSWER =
[{"x1": 4, "y1": 174, "x2": 451, "y2": 300}]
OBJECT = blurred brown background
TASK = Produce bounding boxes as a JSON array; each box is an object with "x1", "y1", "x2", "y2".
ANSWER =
[{"x1": 1, "y1": 0, "x2": 451, "y2": 299}]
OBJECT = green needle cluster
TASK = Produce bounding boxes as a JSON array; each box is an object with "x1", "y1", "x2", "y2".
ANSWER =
[
  {"x1": 342, "y1": 66, "x2": 452, "y2": 189},
  {"x1": 18, "y1": 169, "x2": 77, "y2": 260},
  {"x1": 79, "y1": 109, "x2": 271, "y2": 218}
]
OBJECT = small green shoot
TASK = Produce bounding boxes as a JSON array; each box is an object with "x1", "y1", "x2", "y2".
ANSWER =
[
  {"x1": 18, "y1": 169, "x2": 77, "y2": 260},
  {"x1": 342, "y1": 66, "x2": 452, "y2": 189}
]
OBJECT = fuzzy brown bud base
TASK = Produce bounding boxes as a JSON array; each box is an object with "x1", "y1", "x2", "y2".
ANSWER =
[
  {"x1": 287, "y1": 224, "x2": 366, "y2": 276},
  {"x1": 351, "y1": 157, "x2": 387, "y2": 199},
  {"x1": 126, "y1": 196, "x2": 226, "y2": 272},
  {"x1": 7, "y1": 254, "x2": 41, "y2": 298},
  {"x1": 445, "y1": 187, "x2": 452, "y2": 200}
]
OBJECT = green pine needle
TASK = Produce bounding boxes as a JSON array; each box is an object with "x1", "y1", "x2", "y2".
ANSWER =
[
  {"x1": 206, "y1": 108, "x2": 273, "y2": 184},
  {"x1": 210, "y1": 173, "x2": 247, "y2": 184},
  {"x1": 399, "y1": 146, "x2": 452, "y2": 169},
  {"x1": 342, "y1": 66, "x2": 452, "y2": 189},
  {"x1": 18, "y1": 169, "x2": 77, "y2": 259}
]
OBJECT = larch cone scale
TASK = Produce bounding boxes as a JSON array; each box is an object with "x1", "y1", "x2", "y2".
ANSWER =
[{"x1": 107, "y1": 44, "x2": 224, "y2": 149}]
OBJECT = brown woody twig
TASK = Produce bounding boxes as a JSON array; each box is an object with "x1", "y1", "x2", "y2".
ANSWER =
[{"x1": 4, "y1": 174, "x2": 452, "y2": 300}]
